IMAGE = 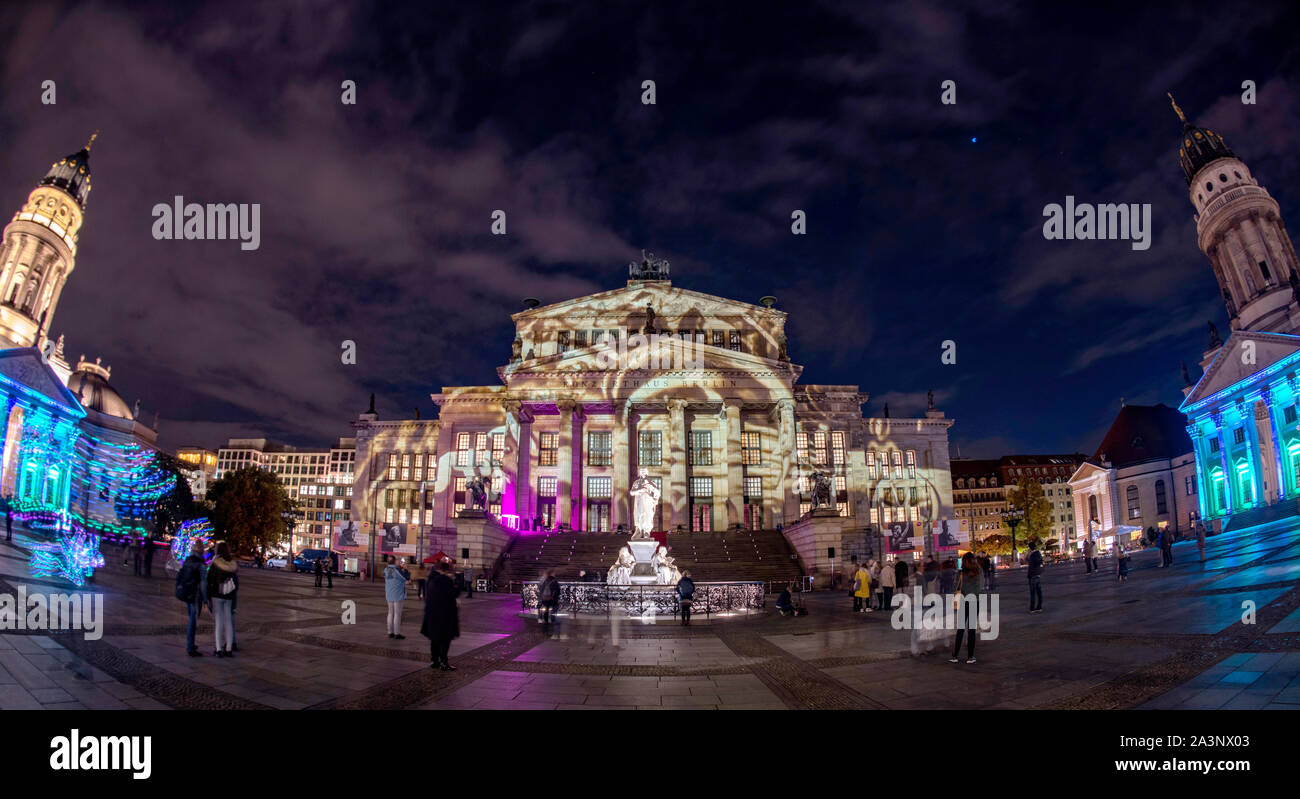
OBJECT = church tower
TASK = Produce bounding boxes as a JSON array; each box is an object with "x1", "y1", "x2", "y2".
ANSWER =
[
  {"x1": 0, "y1": 134, "x2": 95, "y2": 350},
  {"x1": 1174, "y1": 96, "x2": 1300, "y2": 336}
]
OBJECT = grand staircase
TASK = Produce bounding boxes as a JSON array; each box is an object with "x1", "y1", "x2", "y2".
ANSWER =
[
  {"x1": 1221, "y1": 500, "x2": 1300, "y2": 534},
  {"x1": 494, "y1": 528, "x2": 804, "y2": 589}
]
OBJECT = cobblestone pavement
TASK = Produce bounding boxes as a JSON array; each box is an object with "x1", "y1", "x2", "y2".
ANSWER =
[{"x1": 1, "y1": 518, "x2": 1298, "y2": 710}]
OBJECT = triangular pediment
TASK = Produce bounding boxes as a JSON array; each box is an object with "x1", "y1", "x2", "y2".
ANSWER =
[
  {"x1": 513, "y1": 281, "x2": 783, "y2": 325},
  {"x1": 1180, "y1": 330, "x2": 1300, "y2": 412},
  {"x1": 1068, "y1": 460, "x2": 1109, "y2": 483},
  {"x1": 0, "y1": 347, "x2": 88, "y2": 417}
]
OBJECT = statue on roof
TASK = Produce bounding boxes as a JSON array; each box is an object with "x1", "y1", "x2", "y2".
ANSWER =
[
  {"x1": 1181, "y1": 361, "x2": 1192, "y2": 387},
  {"x1": 1207, "y1": 321, "x2": 1222, "y2": 349},
  {"x1": 643, "y1": 304, "x2": 657, "y2": 334}
]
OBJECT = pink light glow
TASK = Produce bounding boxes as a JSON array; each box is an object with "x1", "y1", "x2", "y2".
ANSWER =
[{"x1": 501, "y1": 513, "x2": 520, "y2": 530}]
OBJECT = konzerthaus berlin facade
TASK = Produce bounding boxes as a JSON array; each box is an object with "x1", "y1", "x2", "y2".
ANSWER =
[{"x1": 349, "y1": 256, "x2": 954, "y2": 573}]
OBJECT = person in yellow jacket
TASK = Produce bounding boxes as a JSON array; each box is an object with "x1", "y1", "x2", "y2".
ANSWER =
[{"x1": 853, "y1": 562, "x2": 872, "y2": 613}]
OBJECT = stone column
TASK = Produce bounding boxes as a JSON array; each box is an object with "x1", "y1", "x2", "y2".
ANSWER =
[
  {"x1": 557, "y1": 398, "x2": 575, "y2": 528},
  {"x1": 668, "y1": 399, "x2": 688, "y2": 530},
  {"x1": 504, "y1": 400, "x2": 532, "y2": 527},
  {"x1": 1186, "y1": 425, "x2": 1211, "y2": 522},
  {"x1": 612, "y1": 401, "x2": 631, "y2": 530},
  {"x1": 777, "y1": 398, "x2": 797, "y2": 526},
  {"x1": 724, "y1": 401, "x2": 743, "y2": 528},
  {"x1": 572, "y1": 404, "x2": 586, "y2": 530}
]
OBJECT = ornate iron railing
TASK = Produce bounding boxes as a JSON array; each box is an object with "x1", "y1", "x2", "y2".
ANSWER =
[{"x1": 521, "y1": 581, "x2": 765, "y2": 617}]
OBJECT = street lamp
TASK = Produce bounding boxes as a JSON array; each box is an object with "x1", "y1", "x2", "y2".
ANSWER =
[{"x1": 999, "y1": 507, "x2": 1025, "y2": 564}]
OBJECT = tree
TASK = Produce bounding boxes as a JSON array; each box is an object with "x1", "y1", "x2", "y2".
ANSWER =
[
  {"x1": 1005, "y1": 479, "x2": 1053, "y2": 549},
  {"x1": 207, "y1": 467, "x2": 294, "y2": 555}
]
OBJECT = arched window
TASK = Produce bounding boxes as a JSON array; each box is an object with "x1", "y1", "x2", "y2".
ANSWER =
[
  {"x1": 1126, "y1": 485, "x2": 1141, "y2": 520},
  {"x1": 1087, "y1": 494, "x2": 1098, "y2": 522},
  {"x1": 1155, "y1": 479, "x2": 1168, "y2": 515}
]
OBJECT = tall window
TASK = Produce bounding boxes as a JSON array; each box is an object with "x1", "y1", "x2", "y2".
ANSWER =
[
  {"x1": 425, "y1": 453, "x2": 437, "y2": 483},
  {"x1": 728, "y1": 330, "x2": 742, "y2": 351},
  {"x1": 387, "y1": 452, "x2": 399, "y2": 480},
  {"x1": 1184, "y1": 475, "x2": 1196, "y2": 496},
  {"x1": 475, "y1": 432, "x2": 489, "y2": 465},
  {"x1": 587, "y1": 476, "x2": 612, "y2": 499},
  {"x1": 743, "y1": 476, "x2": 762, "y2": 499},
  {"x1": 1155, "y1": 479, "x2": 1168, "y2": 515},
  {"x1": 539, "y1": 433, "x2": 558, "y2": 466},
  {"x1": 689, "y1": 431, "x2": 713, "y2": 465},
  {"x1": 741, "y1": 432, "x2": 762, "y2": 465},
  {"x1": 588, "y1": 432, "x2": 612, "y2": 466},
  {"x1": 866, "y1": 451, "x2": 877, "y2": 479},
  {"x1": 689, "y1": 477, "x2": 713, "y2": 532},
  {"x1": 1126, "y1": 485, "x2": 1141, "y2": 520},
  {"x1": 455, "y1": 432, "x2": 471, "y2": 467},
  {"x1": 491, "y1": 433, "x2": 505, "y2": 462},
  {"x1": 557, "y1": 330, "x2": 570, "y2": 353},
  {"x1": 812, "y1": 431, "x2": 828, "y2": 464},
  {"x1": 401, "y1": 453, "x2": 411, "y2": 481},
  {"x1": 892, "y1": 450, "x2": 903, "y2": 479},
  {"x1": 831, "y1": 431, "x2": 845, "y2": 465},
  {"x1": 638, "y1": 430, "x2": 662, "y2": 467},
  {"x1": 1233, "y1": 427, "x2": 1245, "y2": 445},
  {"x1": 796, "y1": 432, "x2": 809, "y2": 461},
  {"x1": 538, "y1": 476, "x2": 557, "y2": 497},
  {"x1": 712, "y1": 330, "x2": 725, "y2": 347},
  {"x1": 573, "y1": 330, "x2": 587, "y2": 349}
]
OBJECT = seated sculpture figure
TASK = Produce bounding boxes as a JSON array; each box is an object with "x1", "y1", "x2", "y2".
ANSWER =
[
  {"x1": 606, "y1": 546, "x2": 634, "y2": 585},
  {"x1": 653, "y1": 545, "x2": 681, "y2": 585}
]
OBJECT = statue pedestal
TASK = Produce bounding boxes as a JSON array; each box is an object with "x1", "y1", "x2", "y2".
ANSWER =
[
  {"x1": 453, "y1": 512, "x2": 514, "y2": 576},
  {"x1": 627, "y1": 539, "x2": 660, "y2": 585},
  {"x1": 782, "y1": 508, "x2": 843, "y2": 589}
]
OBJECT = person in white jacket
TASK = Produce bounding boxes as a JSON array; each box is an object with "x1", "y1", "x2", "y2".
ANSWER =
[{"x1": 878, "y1": 557, "x2": 897, "y2": 610}]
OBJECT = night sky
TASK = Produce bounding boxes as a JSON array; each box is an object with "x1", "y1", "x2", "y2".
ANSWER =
[{"x1": 2, "y1": 1, "x2": 1299, "y2": 458}]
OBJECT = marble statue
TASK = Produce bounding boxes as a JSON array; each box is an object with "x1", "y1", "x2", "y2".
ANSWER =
[
  {"x1": 643, "y1": 304, "x2": 657, "y2": 334},
  {"x1": 511, "y1": 336, "x2": 522, "y2": 362},
  {"x1": 653, "y1": 545, "x2": 680, "y2": 585},
  {"x1": 629, "y1": 467, "x2": 661, "y2": 539},
  {"x1": 607, "y1": 546, "x2": 634, "y2": 585}
]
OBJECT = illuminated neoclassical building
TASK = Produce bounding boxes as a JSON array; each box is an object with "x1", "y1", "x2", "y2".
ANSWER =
[
  {"x1": 1174, "y1": 96, "x2": 1300, "y2": 528},
  {"x1": 350, "y1": 254, "x2": 955, "y2": 574}
]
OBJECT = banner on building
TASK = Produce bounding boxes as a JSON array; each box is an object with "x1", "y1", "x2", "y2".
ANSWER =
[
  {"x1": 931, "y1": 518, "x2": 970, "y2": 550},
  {"x1": 334, "y1": 520, "x2": 366, "y2": 550},
  {"x1": 886, "y1": 521, "x2": 915, "y2": 553},
  {"x1": 380, "y1": 522, "x2": 411, "y2": 554}
]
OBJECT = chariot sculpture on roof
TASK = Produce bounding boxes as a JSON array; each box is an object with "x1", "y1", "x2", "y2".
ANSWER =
[{"x1": 629, "y1": 249, "x2": 670, "y2": 281}]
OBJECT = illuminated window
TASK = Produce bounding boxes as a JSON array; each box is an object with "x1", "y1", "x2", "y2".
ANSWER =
[
  {"x1": 728, "y1": 330, "x2": 742, "y2": 352},
  {"x1": 475, "y1": 432, "x2": 489, "y2": 465},
  {"x1": 456, "y1": 433, "x2": 471, "y2": 466},
  {"x1": 638, "y1": 430, "x2": 662, "y2": 466},
  {"x1": 689, "y1": 477, "x2": 713, "y2": 497},
  {"x1": 866, "y1": 451, "x2": 877, "y2": 479},
  {"x1": 574, "y1": 330, "x2": 587, "y2": 348},
  {"x1": 387, "y1": 452, "x2": 398, "y2": 480},
  {"x1": 712, "y1": 330, "x2": 725, "y2": 347},
  {"x1": 796, "y1": 432, "x2": 809, "y2": 461},
  {"x1": 557, "y1": 330, "x2": 570, "y2": 353},
  {"x1": 401, "y1": 453, "x2": 411, "y2": 481},
  {"x1": 491, "y1": 433, "x2": 505, "y2": 462},
  {"x1": 892, "y1": 450, "x2": 903, "y2": 478},
  {"x1": 741, "y1": 432, "x2": 762, "y2": 465},
  {"x1": 743, "y1": 476, "x2": 762, "y2": 499},
  {"x1": 538, "y1": 476, "x2": 557, "y2": 497},
  {"x1": 813, "y1": 431, "x2": 828, "y2": 464},
  {"x1": 906, "y1": 449, "x2": 916, "y2": 478},
  {"x1": 539, "y1": 433, "x2": 558, "y2": 466},
  {"x1": 587, "y1": 476, "x2": 612, "y2": 499},
  {"x1": 831, "y1": 431, "x2": 845, "y2": 465},
  {"x1": 689, "y1": 431, "x2": 713, "y2": 465},
  {"x1": 588, "y1": 432, "x2": 612, "y2": 466}
]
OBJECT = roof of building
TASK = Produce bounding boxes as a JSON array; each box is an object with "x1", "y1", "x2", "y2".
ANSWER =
[
  {"x1": 950, "y1": 458, "x2": 1001, "y2": 478},
  {"x1": 1170, "y1": 95, "x2": 1234, "y2": 185},
  {"x1": 68, "y1": 357, "x2": 133, "y2": 420},
  {"x1": 1092, "y1": 403, "x2": 1192, "y2": 468},
  {"x1": 39, "y1": 134, "x2": 95, "y2": 207}
]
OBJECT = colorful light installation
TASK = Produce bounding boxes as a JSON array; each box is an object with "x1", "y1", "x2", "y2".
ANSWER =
[
  {"x1": 29, "y1": 517, "x2": 104, "y2": 588},
  {"x1": 170, "y1": 517, "x2": 213, "y2": 562}
]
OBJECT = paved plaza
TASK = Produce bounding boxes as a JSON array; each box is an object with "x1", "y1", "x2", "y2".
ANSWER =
[{"x1": 1, "y1": 521, "x2": 1299, "y2": 710}]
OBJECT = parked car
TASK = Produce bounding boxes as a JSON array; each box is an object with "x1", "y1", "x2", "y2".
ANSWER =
[
  {"x1": 265, "y1": 555, "x2": 288, "y2": 568},
  {"x1": 294, "y1": 549, "x2": 338, "y2": 573}
]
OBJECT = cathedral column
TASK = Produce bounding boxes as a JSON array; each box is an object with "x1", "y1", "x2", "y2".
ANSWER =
[
  {"x1": 612, "y1": 401, "x2": 631, "y2": 530},
  {"x1": 1259, "y1": 388, "x2": 1286, "y2": 503},
  {"x1": 668, "y1": 399, "x2": 688, "y2": 530},
  {"x1": 556, "y1": 399, "x2": 575, "y2": 529},
  {"x1": 1186, "y1": 425, "x2": 1211, "y2": 521},
  {"x1": 1241, "y1": 400, "x2": 1267, "y2": 506},
  {"x1": 1212, "y1": 413, "x2": 1233, "y2": 515},
  {"x1": 723, "y1": 401, "x2": 743, "y2": 529}
]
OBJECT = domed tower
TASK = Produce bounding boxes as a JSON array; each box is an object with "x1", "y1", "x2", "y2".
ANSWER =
[
  {"x1": 0, "y1": 134, "x2": 96, "y2": 350},
  {"x1": 1174, "y1": 96, "x2": 1300, "y2": 335}
]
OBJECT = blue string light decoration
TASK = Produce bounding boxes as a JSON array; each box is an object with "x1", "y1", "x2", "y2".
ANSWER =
[
  {"x1": 170, "y1": 517, "x2": 213, "y2": 562},
  {"x1": 29, "y1": 517, "x2": 104, "y2": 588}
]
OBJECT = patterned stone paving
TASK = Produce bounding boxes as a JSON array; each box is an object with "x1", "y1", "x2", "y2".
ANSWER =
[{"x1": 1, "y1": 516, "x2": 1299, "y2": 710}]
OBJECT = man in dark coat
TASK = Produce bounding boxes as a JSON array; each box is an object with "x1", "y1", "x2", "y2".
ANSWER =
[
  {"x1": 175, "y1": 548, "x2": 206, "y2": 656},
  {"x1": 421, "y1": 561, "x2": 460, "y2": 671},
  {"x1": 313, "y1": 558, "x2": 324, "y2": 587}
]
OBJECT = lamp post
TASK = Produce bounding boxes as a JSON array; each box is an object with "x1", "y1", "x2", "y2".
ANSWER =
[{"x1": 1000, "y1": 507, "x2": 1025, "y2": 564}]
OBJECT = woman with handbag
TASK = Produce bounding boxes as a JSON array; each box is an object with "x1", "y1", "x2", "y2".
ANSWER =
[{"x1": 206, "y1": 542, "x2": 239, "y2": 658}]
